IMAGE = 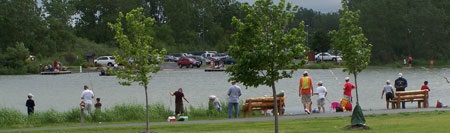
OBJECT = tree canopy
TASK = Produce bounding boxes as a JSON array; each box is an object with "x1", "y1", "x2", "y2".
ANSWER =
[
  {"x1": 108, "y1": 7, "x2": 166, "y2": 133},
  {"x1": 229, "y1": 0, "x2": 308, "y2": 132}
]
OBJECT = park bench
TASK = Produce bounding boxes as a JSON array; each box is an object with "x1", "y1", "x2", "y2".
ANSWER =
[
  {"x1": 389, "y1": 90, "x2": 428, "y2": 109},
  {"x1": 242, "y1": 96, "x2": 285, "y2": 117}
]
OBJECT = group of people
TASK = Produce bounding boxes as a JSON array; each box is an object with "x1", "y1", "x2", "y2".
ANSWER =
[
  {"x1": 381, "y1": 73, "x2": 431, "y2": 109},
  {"x1": 80, "y1": 85, "x2": 102, "y2": 114},
  {"x1": 170, "y1": 81, "x2": 242, "y2": 118},
  {"x1": 25, "y1": 85, "x2": 102, "y2": 116},
  {"x1": 299, "y1": 71, "x2": 354, "y2": 114},
  {"x1": 39, "y1": 60, "x2": 65, "y2": 72}
]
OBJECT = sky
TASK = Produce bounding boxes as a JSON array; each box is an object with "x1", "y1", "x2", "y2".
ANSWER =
[{"x1": 238, "y1": 0, "x2": 341, "y2": 13}]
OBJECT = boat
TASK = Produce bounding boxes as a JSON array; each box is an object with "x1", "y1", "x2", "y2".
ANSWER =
[{"x1": 40, "y1": 71, "x2": 72, "y2": 75}]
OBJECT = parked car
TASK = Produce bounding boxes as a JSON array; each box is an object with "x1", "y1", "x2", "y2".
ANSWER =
[
  {"x1": 171, "y1": 53, "x2": 189, "y2": 62},
  {"x1": 164, "y1": 55, "x2": 175, "y2": 62},
  {"x1": 187, "y1": 56, "x2": 205, "y2": 66},
  {"x1": 315, "y1": 53, "x2": 341, "y2": 62},
  {"x1": 215, "y1": 57, "x2": 236, "y2": 65},
  {"x1": 94, "y1": 56, "x2": 116, "y2": 67},
  {"x1": 177, "y1": 57, "x2": 201, "y2": 68}
]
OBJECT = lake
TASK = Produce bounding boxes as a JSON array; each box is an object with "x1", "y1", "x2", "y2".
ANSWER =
[{"x1": 1, "y1": 67, "x2": 449, "y2": 114}]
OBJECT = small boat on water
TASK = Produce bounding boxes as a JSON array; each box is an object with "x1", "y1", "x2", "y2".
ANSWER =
[{"x1": 40, "y1": 71, "x2": 72, "y2": 75}]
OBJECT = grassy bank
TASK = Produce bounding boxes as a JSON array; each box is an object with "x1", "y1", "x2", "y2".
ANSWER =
[
  {"x1": 0, "y1": 101, "x2": 251, "y2": 129},
  {"x1": 4, "y1": 110, "x2": 450, "y2": 132}
]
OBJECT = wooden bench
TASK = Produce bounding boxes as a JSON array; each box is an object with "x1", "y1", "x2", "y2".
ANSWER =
[
  {"x1": 389, "y1": 90, "x2": 428, "y2": 109},
  {"x1": 242, "y1": 96, "x2": 285, "y2": 117}
]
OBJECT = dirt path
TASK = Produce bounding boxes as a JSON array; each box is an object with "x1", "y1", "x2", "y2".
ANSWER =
[{"x1": 1, "y1": 108, "x2": 449, "y2": 132}]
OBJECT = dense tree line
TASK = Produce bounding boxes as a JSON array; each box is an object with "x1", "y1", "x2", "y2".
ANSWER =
[
  {"x1": 1, "y1": 0, "x2": 447, "y2": 74},
  {"x1": 348, "y1": 0, "x2": 450, "y2": 64}
]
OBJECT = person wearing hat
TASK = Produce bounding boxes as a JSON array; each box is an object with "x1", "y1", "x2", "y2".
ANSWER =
[
  {"x1": 299, "y1": 71, "x2": 313, "y2": 114},
  {"x1": 381, "y1": 80, "x2": 395, "y2": 109},
  {"x1": 81, "y1": 85, "x2": 95, "y2": 113},
  {"x1": 394, "y1": 73, "x2": 408, "y2": 109},
  {"x1": 313, "y1": 81, "x2": 327, "y2": 113},
  {"x1": 343, "y1": 77, "x2": 355, "y2": 102},
  {"x1": 26, "y1": 93, "x2": 35, "y2": 116}
]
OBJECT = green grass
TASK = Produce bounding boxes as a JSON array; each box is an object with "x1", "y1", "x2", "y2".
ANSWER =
[{"x1": 5, "y1": 110, "x2": 450, "y2": 132}]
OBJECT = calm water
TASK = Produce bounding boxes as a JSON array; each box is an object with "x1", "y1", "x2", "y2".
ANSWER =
[{"x1": 2, "y1": 67, "x2": 450, "y2": 114}]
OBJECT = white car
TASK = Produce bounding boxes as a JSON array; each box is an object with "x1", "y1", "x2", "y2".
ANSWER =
[
  {"x1": 94, "y1": 56, "x2": 116, "y2": 67},
  {"x1": 315, "y1": 53, "x2": 341, "y2": 62}
]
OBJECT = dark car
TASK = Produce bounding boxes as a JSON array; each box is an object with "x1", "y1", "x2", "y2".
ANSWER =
[
  {"x1": 177, "y1": 57, "x2": 201, "y2": 68},
  {"x1": 215, "y1": 57, "x2": 236, "y2": 65}
]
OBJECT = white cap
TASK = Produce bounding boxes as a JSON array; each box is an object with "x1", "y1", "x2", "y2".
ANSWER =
[
  {"x1": 345, "y1": 77, "x2": 350, "y2": 81},
  {"x1": 386, "y1": 80, "x2": 390, "y2": 83},
  {"x1": 28, "y1": 93, "x2": 33, "y2": 97},
  {"x1": 398, "y1": 73, "x2": 403, "y2": 77},
  {"x1": 208, "y1": 95, "x2": 216, "y2": 100},
  {"x1": 303, "y1": 71, "x2": 308, "y2": 74},
  {"x1": 317, "y1": 81, "x2": 323, "y2": 85}
]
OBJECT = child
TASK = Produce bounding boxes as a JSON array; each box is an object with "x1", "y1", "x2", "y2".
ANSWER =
[
  {"x1": 313, "y1": 81, "x2": 327, "y2": 113},
  {"x1": 421, "y1": 81, "x2": 430, "y2": 107},
  {"x1": 25, "y1": 93, "x2": 35, "y2": 116},
  {"x1": 95, "y1": 97, "x2": 102, "y2": 111},
  {"x1": 381, "y1": 80, "x2": 395, "y2": 109}
]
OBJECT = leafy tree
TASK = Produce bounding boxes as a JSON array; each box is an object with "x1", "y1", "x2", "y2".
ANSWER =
[
  {"x1": 73, "y1": 0, "x2": 148, "y2": 44},
  {"x1": 329, "y1": 0, "x2": 372, "y2": 126},
  {"x1": 108, "y1": 7, "x2": 166, "y2": 133},
  {"x1": 42, "y1": 0, "x2": 77, "y2": 52},
  {"x1": 0, "y1": 42, "x2": 31, "y2": 74},
  {"x1": 0, "y1": 0, "x2": 49, "y2": 56},
  {"x1": 229, "y1": 0, "x2": 307, "y2": 132},
  {"x1": 310, "y1": 29, "x2": 331, "y2": 54}
]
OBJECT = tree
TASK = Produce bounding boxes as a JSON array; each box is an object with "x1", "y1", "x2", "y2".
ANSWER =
[
  {"x1": 0, "y1": 42, "x2": 31, "y2": 74},
  {"x1": 329, "y1": 0, "x2": 372, "y2": 127},
  {"x1": 108, "y1": 7, "x2": 166, "y2": 133},
  {"x1": 310, "y1": 29, "x2": 331, "y2": 54},
  {"x1": 229, "y1": 0, "x2": 307, "y2": 132},
  {"x1": 0, "y1": 0, "x2": 49, "y2": 56}
]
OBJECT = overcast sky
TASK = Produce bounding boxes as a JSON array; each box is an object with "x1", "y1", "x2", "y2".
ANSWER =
[{"x1": 238, "y1": 0, "x2": 341, "y2": 13}]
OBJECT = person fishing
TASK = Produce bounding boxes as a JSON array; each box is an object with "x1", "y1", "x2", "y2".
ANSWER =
[{"x1": 170, "y1": 88, "x2": 189, "y2": 116}]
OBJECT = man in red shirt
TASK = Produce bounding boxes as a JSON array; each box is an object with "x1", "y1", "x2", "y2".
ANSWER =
[
  {"x1": 343, "y1": 77, "x2": 355, "y2": 103},
  {"x1": 299, "y1": 71, "x2": 313, "y2": 114}
]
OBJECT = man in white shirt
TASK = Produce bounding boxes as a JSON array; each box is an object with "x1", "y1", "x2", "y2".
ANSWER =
[
  {"x1": 81, "y1": 85, "x2": 94, "y2": 113},
  {"x1": 314, "y1": 81, "x2": 328, "y2": 113}
]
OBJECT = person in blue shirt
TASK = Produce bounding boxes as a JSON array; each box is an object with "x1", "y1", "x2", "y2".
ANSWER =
[{"x1": 227, "y1": 81, "x2": 241, "y2": 118}]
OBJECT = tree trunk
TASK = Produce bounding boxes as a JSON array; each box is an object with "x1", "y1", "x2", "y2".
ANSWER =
[
  {"x1": 354, "y1": 74, "x2": 359, "y2": 105},
  {"x1": 145, "y1": 85, "x2": 150, "y2": 133},
  {"x1": 272, "y1": 83, "x2": 279, "y2": 133}
]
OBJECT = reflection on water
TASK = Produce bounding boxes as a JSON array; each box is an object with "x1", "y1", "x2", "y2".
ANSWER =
[{"x1": 1, "y1": 68, "x2": 450, "y2": 114}]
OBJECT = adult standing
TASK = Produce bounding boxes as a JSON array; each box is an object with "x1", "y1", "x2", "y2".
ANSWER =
[
  {"x1": 381, "y1": 80, "x2": 395, "y2": 109},
  {"x1": 227, "y1": 81, "x2": 241, "y2": 118},
  {"x1": 313, "y1": 81, "x2": 327, "y2": 113},
  {"x1": 170, "y1": 88, "x2": 189, "y2": 116},
  {"x1": 299, "y1": 71, "x2": 313, "y2": 114},
  {"x1": 81, "y1": 85, "x2": 95, "y2": 113},
  {"x1": 343, "y1": 77, "x2": 355, "y2": 102},
  {"x1": 394, "y1": 73, "x2": 407, "y2": 109}
]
